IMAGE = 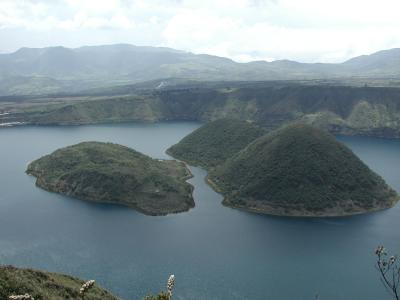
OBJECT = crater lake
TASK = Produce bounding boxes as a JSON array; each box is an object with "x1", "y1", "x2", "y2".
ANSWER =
[{"x1": 0, "y1": 122, "x2": 399, "y2": 300}]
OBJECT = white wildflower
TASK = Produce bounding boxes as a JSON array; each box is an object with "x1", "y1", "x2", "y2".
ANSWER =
[
  {"x1": 8, "y1": 294, "x2": 34, "y2": 300},
  {"x1": 167, "y1": 274, "x2": 175, "y2": 299},
  {"x1": 79, "y1": 279, "x2": 95, "y2": 298}
]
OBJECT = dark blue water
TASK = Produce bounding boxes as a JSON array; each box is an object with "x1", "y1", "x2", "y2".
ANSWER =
[{"x1": 0, "y1": 123, "x2": 399, "y2": 300}]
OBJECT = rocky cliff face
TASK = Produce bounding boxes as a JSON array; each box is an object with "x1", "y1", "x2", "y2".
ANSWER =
[{"x1": 5, "y1": 83, "x2": 400, "y2": 138}]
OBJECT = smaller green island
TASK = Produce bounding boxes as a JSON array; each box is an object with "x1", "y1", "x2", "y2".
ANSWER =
[
  {"x1": 0, "y1": 265, "x2": 117, "y2": 300},
  {"x1": 27, "y1": 142, "x2": 194, "y2": 216},
  {"x1": 167, "y1": 118, "x2": 266, "y2": 168}
]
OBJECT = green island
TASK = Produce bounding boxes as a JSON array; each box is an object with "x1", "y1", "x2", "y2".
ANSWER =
[
  {"x1": 207, "y1": 124, "x2": 399, "y2": 216},
  {"x1": 167, "y1": 118, "x2": 266, "y2": 168},
  {"x1": 26, "y1": 142, "x2": 194, "y2": 216},
  {"x1": 0, "y1": 265, "x2": 117, "y2": 300}
]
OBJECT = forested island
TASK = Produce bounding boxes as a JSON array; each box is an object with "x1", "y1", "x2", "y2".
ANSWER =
[
  {"x1": 209, "y1": 124, "x2": 399, "y2": 216},
  {"x1": 169, "y1": 121, "x2": 399, "y2": 217},
  {"x1": 167, "y1": 118, "x2": 265, "y2": 168},
  {"x1": 26, "y1": 142, "x2": 194, "y2": 216}
]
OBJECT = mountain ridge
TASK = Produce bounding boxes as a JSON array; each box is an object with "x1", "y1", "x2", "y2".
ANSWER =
[
  {"x1": 1, "y1": 44, "x2": 400, "y2": 96},
  {"x1": 3, "y1": 43, "x2": 399, "y2": 65}
]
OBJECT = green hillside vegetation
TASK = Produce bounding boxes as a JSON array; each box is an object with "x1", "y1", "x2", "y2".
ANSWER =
[
  {"x1": 209, "y1": 124, "x2": 399, "y2": 217},
  {"x1": 4, "y1": 82, "x2": 400, "y2": 138},
  {"x1": 26, "y1": 142, "x2": 194, "y2": 216},
  {"x1": 0, "y1": 265, "x2": 117, "y2": 300},
  {"x1": 167, "y1": 118, "x2": 266, "y2": 168},
  {"x1": 27, "y1": 96, "x2": 163, "y2": 125}
]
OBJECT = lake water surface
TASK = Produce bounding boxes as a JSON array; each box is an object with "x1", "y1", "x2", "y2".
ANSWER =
[{"x1": 0, "y1": 123, "x2": 399, "y2": 300}]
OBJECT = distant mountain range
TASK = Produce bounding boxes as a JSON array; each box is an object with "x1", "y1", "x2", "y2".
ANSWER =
[{"x1": 0, "y1": 44, "x2": 399, "y2": 96}]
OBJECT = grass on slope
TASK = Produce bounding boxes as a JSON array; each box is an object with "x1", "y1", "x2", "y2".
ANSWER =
[{"x1": 0, "y1": 265, "x2": 118, "y2": 300}]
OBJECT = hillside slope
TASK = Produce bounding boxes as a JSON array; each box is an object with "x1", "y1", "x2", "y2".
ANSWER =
[
  {"x1": 0, "y1": 265, "x2": 118, "y2": 300},
  {"x1": 6, "y1": 83, "x2": 400, "y2": 138}
]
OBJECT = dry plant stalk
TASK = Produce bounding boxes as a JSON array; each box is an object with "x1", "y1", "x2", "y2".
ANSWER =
[{"x1": 375, "y1": 245, "x2": 400, "y2": 300}]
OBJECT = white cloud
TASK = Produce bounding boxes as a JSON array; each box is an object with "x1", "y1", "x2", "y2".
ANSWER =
[
  {"x1": 163, "y1": 10, "x2": 239, "y2": 46},
  {"x1": 0, "y1": 0, "x2": 400, "y2": 62},
  {"x1": 65, "y1": 0, "x2": 122, "y2": 15}
]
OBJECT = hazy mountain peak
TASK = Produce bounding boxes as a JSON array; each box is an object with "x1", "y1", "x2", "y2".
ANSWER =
[{"x1": 343, "y1": 48, "x2": 400, "y2": 66}]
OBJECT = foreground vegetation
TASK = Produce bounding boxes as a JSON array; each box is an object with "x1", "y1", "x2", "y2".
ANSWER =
[
  {"x1": 375, "y1": 246, "x2": 400, "y2": 300},
  {"x1": 1, "y1": 266, "x2": 176, "y2": 300},
  {"x1": 209, "y1": 124, "x2": 399, "y2": 216},
  {"x1": 2, "y1": 249, "x2": 396, "y2": 299},
  {"x1": 0, "y1": 265, "x2": 117, "y2": 300},
  {"x1": 26, "y1": 142, "x2": 194, "y2": 216},
  {"x1": 167, "y1": 118, "x2": 265, "y2": 168}
]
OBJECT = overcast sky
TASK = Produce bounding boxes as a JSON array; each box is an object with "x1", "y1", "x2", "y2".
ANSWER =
[{"x1": 0, "y1": 0, "x2": 400, "y2": 63}]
